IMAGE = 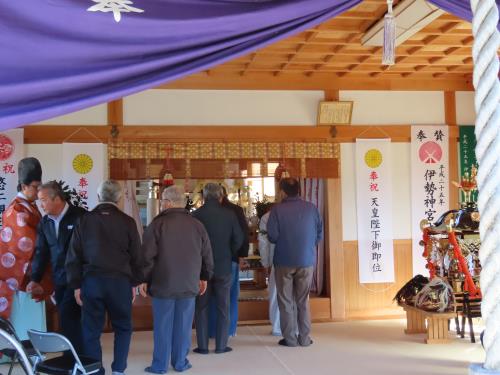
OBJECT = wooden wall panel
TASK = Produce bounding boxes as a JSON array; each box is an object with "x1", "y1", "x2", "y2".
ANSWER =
[
  {"x1": 326, "y1": 178, "x2": 346, "y2": 321},
  {"x1": 343, "y1": 239, "x2": 412, "y2": 319}
]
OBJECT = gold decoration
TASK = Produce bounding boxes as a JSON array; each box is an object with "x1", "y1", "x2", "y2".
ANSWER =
[
  {"x1": 452, "y1": 165, "x2": 478, "y2": 204},
  {"x1": 364, "y1": 149, "x2": 383, "y2": 168},
  {"x1": 108, "y1": 142, "x2": 339, "y2": 160},
  {"x1": 72, "y1": 154, "x2": 93, "y2": 174}
]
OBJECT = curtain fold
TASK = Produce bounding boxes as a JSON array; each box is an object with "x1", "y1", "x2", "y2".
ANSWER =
[
  {"x1": 300, "y1": 178, "x2": 326, "y2": 296},
  {"x1": 0, "y1": 0, "x2": 361, "y2": 129},
  {"x1": 427, "y1": 0, "x2": 500, "y2": 27}
]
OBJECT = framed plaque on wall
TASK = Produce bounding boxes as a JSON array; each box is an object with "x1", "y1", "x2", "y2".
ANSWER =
[{"x1": 317, "y1": 101, "x2": 353, "y2": 126}]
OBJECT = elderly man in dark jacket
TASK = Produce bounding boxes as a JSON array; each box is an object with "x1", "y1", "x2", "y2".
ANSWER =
[
  {"x1": 140, "y1": 185, "x2": 213, "y2": 374},
  {"x1": 28, "y1": 181, "x2": 86, "y2": 353},
  {"x1": 66, "y1": 180, "x2": 142, "y2": 375},
  {"x1": 193, "y1": 183, "x2": 244, "y2": 354}
]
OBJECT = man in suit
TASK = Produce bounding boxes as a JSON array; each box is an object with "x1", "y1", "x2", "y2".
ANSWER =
[
  {"x1": 27, "y1": 180, "x2": 86, "y2": 353},
  {"x1": 66, "y1": 180, "x2": 142, "y2": 375},
  {"x1": 193, "y1": 183, "x2": 243, "y2": 354}
]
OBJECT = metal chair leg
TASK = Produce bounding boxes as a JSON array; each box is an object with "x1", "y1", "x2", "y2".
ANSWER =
[
  {"x1": 461, "y1": 316, "x2": 466, "y2": 338},
  {"x1": 469, "y1": 317, "x2": 475, "y2": 343}
]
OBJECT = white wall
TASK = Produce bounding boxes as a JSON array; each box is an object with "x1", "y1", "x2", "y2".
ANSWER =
[
  {"x1": 339, "y1": 91, "x2": 446, "y2": 125},
  {"x1": 123, "y1": 89, "x2": 324, "y2": 125},
  {"x1": 35, "y1": 89, "x2": 476, "y2": 128},
  {"x1": 25, "y1": 144, "x2": 63, "y2": 181},
  {"x1": 25, "y1": 144, "x2": 108, "y2": 184},
  {"x1": 36, "y1": 104, "x2": 107, "y2": 125},
  {"x1": 456, "y1": 91, "x2": 475, "y2": 125},
  {"x1": 341, "y1": 143, "x2": 412, "y2": 241}
]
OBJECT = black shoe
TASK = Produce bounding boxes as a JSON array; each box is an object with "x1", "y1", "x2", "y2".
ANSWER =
[
  {"x1": 215, "y1": 346, "x2": 232, "y2": 354},
  {"x1": 278, "y1": 339, "x2": 297, "y2": 347},
  {"x1": 193, "y1": 348, "x2": 209, "y2": 354},
  {"x1": 300, "y1": 339, "x2": 313, "y2": 347}
]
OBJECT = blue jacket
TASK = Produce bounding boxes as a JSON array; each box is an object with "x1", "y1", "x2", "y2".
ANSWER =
[{"x1": 267, "y1": 196, "x2": 323, "y2": 268}]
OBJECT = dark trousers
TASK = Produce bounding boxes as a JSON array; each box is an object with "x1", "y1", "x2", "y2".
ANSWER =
[
  {"x1": 195, "y1": 273, "x2": 232, "y2": 351},
  {"x1": 151, "y1": 297, "x2": 195, "y2": 372},
  {"x1": 81, "y1": 276, "x2": 133, "y2": 374},
  {"x1": 54, "y1": 285, "x2": 83, "y2": 354},
  {"x1": 208, "y1": 261, "x2": 239, "y2": 337}
]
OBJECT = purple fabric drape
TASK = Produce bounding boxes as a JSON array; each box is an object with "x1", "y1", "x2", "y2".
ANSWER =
[
  {"x1": 0, "y1": 0, "x2": 361, "y2": 129},
  {"x1": 300, "y1": 178, "x2": 325, "y2": 295},
  {"x1": 427, "y1": 0, "x2": 500, "y2": 27}
]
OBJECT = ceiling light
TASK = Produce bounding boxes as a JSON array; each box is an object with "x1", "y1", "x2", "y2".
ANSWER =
[{"x1": 362, "y1": 0, "x2": 445, "y2": 47}]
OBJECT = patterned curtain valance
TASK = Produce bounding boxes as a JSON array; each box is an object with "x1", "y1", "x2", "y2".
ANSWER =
[
  {"x1": 108, "y1": 142, "x2": 339, "y2": 180},
  {"x1": 109, "y1": 142, "x2": 339, "y2": 160}
]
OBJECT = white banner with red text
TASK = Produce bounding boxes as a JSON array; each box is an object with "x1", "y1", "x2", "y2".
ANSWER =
[
  {"x1": 411, "y1": 125, "x2": 449, "y2": 276},
  {"x1": 0, "y1": 129, "x2": 24, "y2": 227},
  {"x1": 355, "y1": 139, "x2": 395, "y2": 284},
  {"x1": 62, "y1": 143, "x2": 107, "y2": 210}
]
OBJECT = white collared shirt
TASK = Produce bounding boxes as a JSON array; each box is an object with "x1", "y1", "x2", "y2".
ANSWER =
[{"x1": 48, "y1": 202, "x2": 69, "y2": 238}]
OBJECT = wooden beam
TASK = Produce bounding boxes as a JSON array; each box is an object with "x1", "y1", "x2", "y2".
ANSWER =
[
  {"x1": 324, "y1": 90, "x2": 340, "y2": 101},
  {"x1": 107, "y1": 99, "x2": 123, "y2": 127},
  {"x1": 444, "y1": 91, "x2": 457, "y2": 126},
  {"x1": 24, "y1": 124, "x2": 461, "y2": 144},
  {"x1": 159, "y1": 73, "x2": 473, "y2": 91}
]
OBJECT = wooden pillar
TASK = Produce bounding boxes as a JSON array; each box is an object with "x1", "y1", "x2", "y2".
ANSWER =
[
  {"x1": 445, "y1": 91, "x2": 459, "y2": 208},
  {"x1": 324, "y1": 89, "x2": 340, "y2": 101},
  {"x1": 107, "y1": 99, "x2": 123, "y2": 127},
  {"x1": 325, "y1": 166, "x2": 346, "y2": 321}
]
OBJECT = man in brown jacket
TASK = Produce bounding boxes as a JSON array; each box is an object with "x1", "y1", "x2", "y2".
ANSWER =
[{"x1": 140, "y1": 185, "x2": 213, "y2": 374}]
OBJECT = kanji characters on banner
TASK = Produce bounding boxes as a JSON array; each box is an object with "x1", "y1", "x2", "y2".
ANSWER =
[
  {"x1": 0, "y1": 129, "x2": 24, "y2": 228},
  {"x1": 411, "y1": 126, "x2": 449, "y2": 276},
  {"x1": 62, "y1": 143, "x2": 107, "y2": 210},
  {"x1": 459, "y1": 126, "x2": 478, "y2": 203},
  {"x1": 355, "y1": 139, "x2": 395, "y2": 283}
]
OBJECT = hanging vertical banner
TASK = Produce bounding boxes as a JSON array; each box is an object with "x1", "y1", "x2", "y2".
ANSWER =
[
  {"x1": 0, "y1": 129, "x2": 24, "y2": 228},
  {"x1": 459, "y1": 126, "x2": 478, "y2": 203},
  {"x1": 355, "y1": 139, "x2": 395, "y2": 283},
  {"x1": 411, "y1": 126, "x2": 449, "y2": 276},
  {"x1": 62, "y1": 143, "x2": 106, "y2": 210}
]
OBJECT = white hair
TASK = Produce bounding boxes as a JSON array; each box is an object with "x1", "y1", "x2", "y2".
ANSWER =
[
  {"x1": 162, "y1": 185, "x2": 185, "y2": 207},
  {"x1": 97, "y1": 180, "x2": 122, "y2": 203}
]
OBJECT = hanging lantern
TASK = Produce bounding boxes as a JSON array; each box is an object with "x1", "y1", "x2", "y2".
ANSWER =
[
  {"x1": 162, "y1": 171, "x2": 174, "y2": 187},
  {"x1": 382, "y1": 0, "x2": 396, "y2": 66}
]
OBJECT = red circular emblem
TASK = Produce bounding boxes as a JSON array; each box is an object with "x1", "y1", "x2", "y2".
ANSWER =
[
  {"x1": 0, "y1": 134, "x2": 14, "y2": 161},
  {"x1": 418, "y1": 141, "x2": 442, "y2": 164}
]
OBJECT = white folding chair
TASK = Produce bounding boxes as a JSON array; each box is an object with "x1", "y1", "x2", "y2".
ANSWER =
[
  {"x1": 27, "y1": 330, "x2": 101, "y2": 375},
  {"x1": 0, "y1": 328, "x2": 35, "y2": 375}
]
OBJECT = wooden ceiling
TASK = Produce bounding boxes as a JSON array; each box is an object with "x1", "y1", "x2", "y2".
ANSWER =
[
  {"x1": 214, "y1": 1, "x2": 473, "y2": 80},
  {"x1": 164, "y1": 0, "x2": 476, "y2": 90}
]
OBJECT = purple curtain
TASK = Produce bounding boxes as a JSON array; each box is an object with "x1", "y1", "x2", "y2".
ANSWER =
[
  {"x1": 427, "y1": 0, "x2": 500, "y2": 27},
  {"x1": 0, "y1": 0, "x2": 361, "y2": 129},
  {"x1": 300, "y1": 178, "x2": 325, "y2": 295}
]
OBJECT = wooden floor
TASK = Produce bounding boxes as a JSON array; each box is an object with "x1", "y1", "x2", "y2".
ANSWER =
[{"x1": 2, "y1": 319, "x2": 485, "y2": 375}]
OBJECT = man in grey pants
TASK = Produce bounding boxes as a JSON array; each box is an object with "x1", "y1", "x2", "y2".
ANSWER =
[
  {"x1": 193, "y1": 183, "x2": 244, "y2": 354},
  {"x1": 267, "y1": 178, "x2": 323, "y2": 347}
]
